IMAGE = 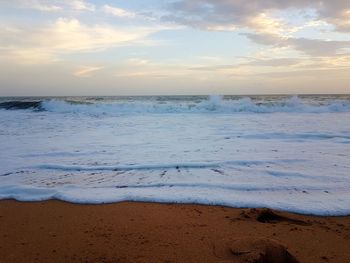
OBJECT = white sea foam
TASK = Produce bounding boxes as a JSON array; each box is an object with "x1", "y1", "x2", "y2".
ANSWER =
[
  {"x1": 1, "y1": 95, "x2": 350, "y2": 215},
  {"x1": 0, "y1": 184, "x2": 349, "y2": 216}
]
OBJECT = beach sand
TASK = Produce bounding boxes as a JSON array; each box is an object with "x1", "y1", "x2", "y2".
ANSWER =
[{"x1": 0, "y1": 201, "x2": 350, "y2": 263}]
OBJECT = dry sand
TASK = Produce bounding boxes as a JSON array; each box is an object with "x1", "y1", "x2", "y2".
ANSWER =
[{"x1": 0, "y1": 200, "x2": 350, "y2": 263}]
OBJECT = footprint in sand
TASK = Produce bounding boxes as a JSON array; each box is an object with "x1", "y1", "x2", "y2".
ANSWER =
[
  {"x1": 229, "y1": 238, "x2": 300, "y2": 263},
  {"x1": 214, "y1": 237, "x2": 300, "y2": 263}
]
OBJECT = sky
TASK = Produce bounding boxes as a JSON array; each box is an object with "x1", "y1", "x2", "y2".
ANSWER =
[{"x1": 1, "y1": 0, "x2": 350, "y2": 96}]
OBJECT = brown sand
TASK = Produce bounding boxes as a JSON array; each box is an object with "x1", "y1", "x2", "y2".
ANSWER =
[{"x1": 0, "y1": 201, "x2": 350, "y2": 263}]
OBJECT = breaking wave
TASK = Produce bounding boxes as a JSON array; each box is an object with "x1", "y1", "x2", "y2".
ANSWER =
[{"x1": 1, "y1": 95, "x2": 350, "y2": 114}]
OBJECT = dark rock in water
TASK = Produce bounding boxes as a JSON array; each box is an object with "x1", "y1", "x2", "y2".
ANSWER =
[
  {"x1": 229, "y1": 238, "x2": 300, "y2": 263},
  {"x1": 0, "y1": 101, "x2": 42, "y2": 110}
]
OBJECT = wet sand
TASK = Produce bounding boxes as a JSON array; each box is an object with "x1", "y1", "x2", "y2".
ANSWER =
[{"x1": 0, "y1": 200, "x2": 350, "y2": 263}]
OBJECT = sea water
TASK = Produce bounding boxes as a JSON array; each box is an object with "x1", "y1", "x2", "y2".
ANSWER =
[{"x1": 0, "y1": 95, "x2": 350, "y2": 215}]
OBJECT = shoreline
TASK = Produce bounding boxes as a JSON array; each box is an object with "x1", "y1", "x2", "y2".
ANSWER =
[
  {"x1": 2, "y1": 198, "x2": 350, "y2": 218},
  {"x1": 0, "y1": 200, "x2": 349, "y2": 262}
]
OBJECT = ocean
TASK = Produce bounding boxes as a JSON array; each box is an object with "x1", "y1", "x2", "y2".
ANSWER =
[{"x1": 1, "y1": 95, "x2": 350, "y2": 215}]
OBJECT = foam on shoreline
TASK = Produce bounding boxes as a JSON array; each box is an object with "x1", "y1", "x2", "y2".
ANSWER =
[{"x1": 0, "y1": 184, "x2": 349, "y2": 216}]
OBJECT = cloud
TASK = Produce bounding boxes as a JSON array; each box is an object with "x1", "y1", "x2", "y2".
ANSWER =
[
  {"x1": 245, "y1": 13, "x2": 286, "y2": 35},
  {"x1": 30, "y1": 1, "x2": 62, "y2": 12},
  {"x1": 69, "y1": 0, "x2": 95, "y2": 11},
  {"x1": 188, "y1": 64, "x2": 238, "y2": 71},
  {"x1": 247, "y1": 57, "x2": 301, "y2": 67},
  {"x1": 164, "y1": 0, "x2": 350, "y2": 34},
  {"x1": 115, "y1": 72, "x2": 170, "y2": 78},
  {"x1": 2, "y1": 0, "x2": 95, "y2": 12},
  {"x1": 289, "y1": 38, "x2": 350, "y2": 56},
  {"x1": 242, "y1": 32, "x2": 350, "y2": 56},
  {"x1": 73, "y1": 66, "x2": 104, "y2": 77},
  {"x1": 160, "y1": 1, "x2": 346, "y2": 57},
  {"x1": 315, "y1": 1, "x2": 350, "y2": 32},
  {"x1": 0, "y1": 18, "x2": 160, "y2": 64},
  {"x1": 44, "y1": 18, "x2": 149, "y2": 51},
  {"x1": 103, "y1": 4, "x2": 136, "y2": 18},
  {"x1": 241, "y1": 32, "x2": 284, "y2": 46},
  {"x1": 188, "y1": 58, "x2": 301, "y2": 71},
  {"x1": 188, "y1": 53, "x2": 350, "y2": 86},
  {"x1": 163, "y1": 0, "x2": 293, "y2": 31}
]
